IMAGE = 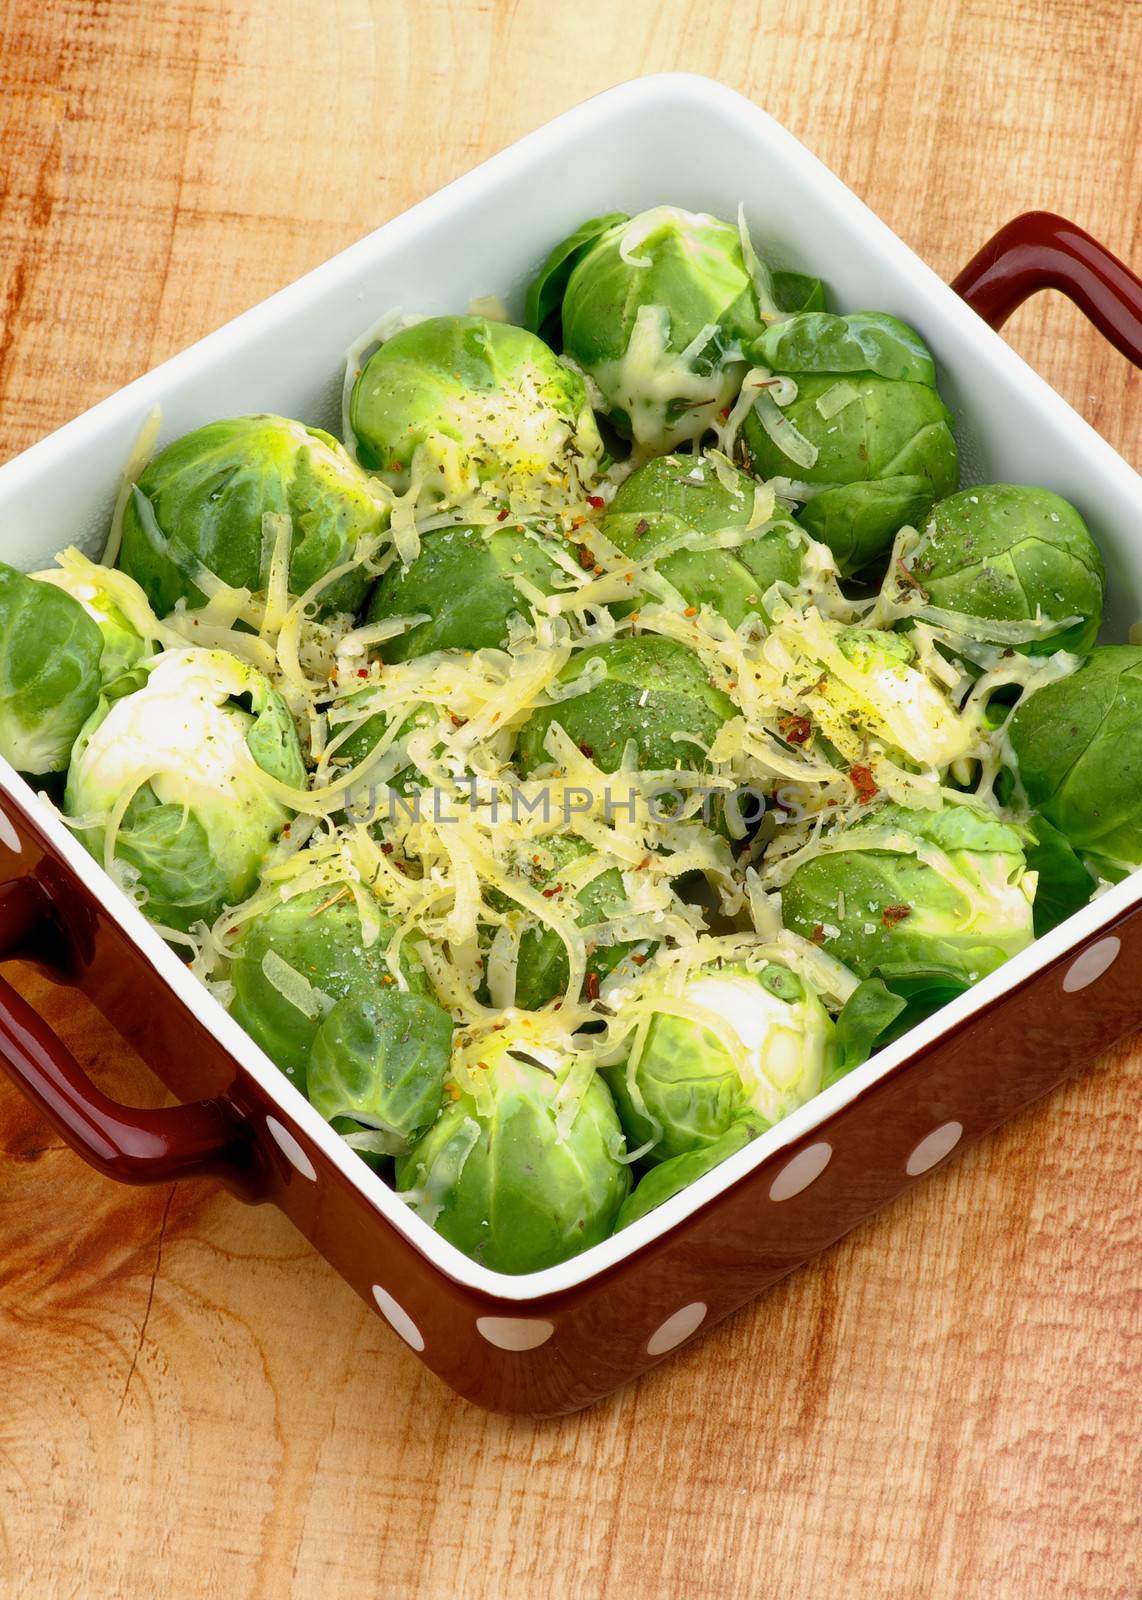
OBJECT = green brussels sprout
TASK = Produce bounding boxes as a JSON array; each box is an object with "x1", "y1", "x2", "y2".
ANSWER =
[
  {"x1": 525, "y1": 212, "x2": 630, "y2": 346},
  {"x1": 605, "y1": 958, "x2": 836, "y2": 1164},
  {"x1": 349, "y1": 315, "x2": 603, "y2": 495},
  {"x1": 227, "y1": 882, "x2": 435, "y2": 1091},
  {"x1": 366, "y1": 523, "x2": 565, "y2": 661},
  {"x1": 516, "y1": 636, "x2": 736, "y2": 775},
  {"x1": 119, "y1": 415, "x2": 383, "y2": 618},
  {"x1": 613, "y1": 973, "x2": 905, "y2": 1225},
  {"x1": 905, "y1": 484, "x2": 1105, "y2": 654},
  {"x1": 489, "y1": 834, "x2": 636, "y2": 1009},
  {"x1": 527, "y1": 212, "x2": 827, "y2": 353},
  {"x1": 772, "y1": 618, "x2": 973, "y2": 772},
  {"x1": 395, "y1": 1048, "x2": 630, "y2": 1274},
  {"x1": 0, "y1": 562, "x2": 103, "y2": 774},
  {"x1": 31, "y1": 555, "x2": 160, "y2": 691},
  {"x1": 531, "y1": 206, "x2": 770, "y2": 453},
  {"x1": 1007, "y1": 646, "x2": 1142, "y2": 873},
  {"x1": 65, "y1": 648, "x2": 305, "y2": 931},
  {"x1": 601, "y1": 452, "x2": 805, "y2": 626},
  {"x1": 781, "y1": 801, "x2": 1036, "y2": 1002},
  {"x1": 741, "y1": 312, "x2": 959, "y2": 573},
  {"x1": 306, "y1": 989, "x2": 453, "y2": 1156}
]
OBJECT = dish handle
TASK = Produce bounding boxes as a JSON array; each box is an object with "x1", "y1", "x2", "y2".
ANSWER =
[
  {"x1": 0, "y1": 875, "x2": 265, "y2": 1198},
  {"x1": 952, "y1": 210, "x2": 1142, "y2": 369}
]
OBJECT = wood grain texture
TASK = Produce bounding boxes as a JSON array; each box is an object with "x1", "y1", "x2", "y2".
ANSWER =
[{"x1": 1, "y1": 2, "x2": 1140, "y2": 1596}]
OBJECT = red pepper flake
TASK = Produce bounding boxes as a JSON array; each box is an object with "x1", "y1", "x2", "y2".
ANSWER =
[
  {"x1": 778, "y1": 714, "x2": 813, "y2": 746},
  {"x1": 380, "y1": 841, "x2": 394, "y2": 855},
  {"x1": 577, "y1": 544, "x2": 595, "y2": 570},
  {"x1": 718, "y1": 406, "x2": 731, "y2": 420},
  {"x1": 578, "y1": 740, "x2": 594, "y2": 758},
  {"x1": 633, "y1": 518, "x2": 649, "y2": 537},
  {"x1": 635, "y1": 856, "x2": 651, "y2": 871},
  {"x1": 810, "y1": 923, "x2": 827, "y2": 946},
  {"x1": 496, "y1": 508, "x2": 510, "y2": 522},
  {"x1": 571, "y1": 515, "x2": 586, "y2": 530},
  {"x1": 388, "y1": 461, "x2": 402, "y2": 474},
  {"x1": 541, "y1": 883, "x2": 563, "y2": 898},
  {"x1": 684, "y1": 606, "x2": 698, "y2": 618},
  {"x1": 586, "y1": 494, "x2": 605, "y2": 510},
  {"x1": 849, "y1": 764, "x2": 879, "y2": 804},
  {"x1": 630, "y1": 952, "x2": 648, "y2": 966},
  {"x1": 895, "y1": 558, "x2": 929, "y2": 599},
  {"x1": 356, "y1": 667, "x2": 369, "y2": 678},
  {"x1": 584, "y1": 971, "x2": 601, "y2": 1001},
  {"x1": 450, "y1": 713, "x2": 467, "y2": 728},
  {"x1": 882, "y1": 903, "x2": 913, "y2": 927}
]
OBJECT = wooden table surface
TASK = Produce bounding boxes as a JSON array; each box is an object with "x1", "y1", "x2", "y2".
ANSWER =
[{"x1": 2, "y1": 3, "x2": 1141, "y2": 1596}]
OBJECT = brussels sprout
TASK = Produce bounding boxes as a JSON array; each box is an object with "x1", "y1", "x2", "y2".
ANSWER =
[
  {"x1": 741, "y1": 312, "x2": 958, "y2": 573},
  {"x1": 65, "y1": 648, "x2": 305, "y2": 931},
  {"x1": 1007, "y1": 647, "x2": 1142, "y2": 872},
  {"x1": 0, "y1": 562, "x2": 103, "y2": 774},
  {"x1": 601, "y1": 452, "x2": 805, "y2": 626},
  {"x1": 525, "y1": 212, "x2": 629, "y2": 347},
  {"x1": 516, "y1": 636, "x2": 736, "y2": 775},
  {"x1": 366, "y1": 523, "x2": 565, "y2": 660},
  {"x1": 349, "y1": 315, "x2": 603, "y2": 495},
  {"x1": 613, "y1": 973, "x2": 904, "y2": 1224},
  {"x1": 396, "y1": 1048, "x2": 630, "y2": 1274},
  {"x1": 533, "y1": 207, "x2": 770, "y2": 453},
  {"x1": 32, "y1": 556, "x2": 159, "y2": 691},
  {"x1": 228, "y1": 883, "x2": 435, "y2": 1090},
  {"x1": 605, "y1": 959, "x2": 835, "y2": 1164},
  {"x1": 119, "y1": 415, "x2": 383, "y2": 618},
  {"x1": 905, "y1": 484, "x2": 1105, "y2": 654},
  {"x1": 489, "y1": 834, "x2": 636, "y2": 1009},
  {"x1": 781, "y1": 801, "x2": 1036, "y2": 1001},
  {"x1": 774, "y1": 620, "x2": 973, "y2": 772},
  {"x1": 307, "y1": 989, "x2": 453, "y2": 1156}
]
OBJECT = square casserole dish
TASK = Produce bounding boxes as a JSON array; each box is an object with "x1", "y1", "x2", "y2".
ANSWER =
[{"x1": 2, "y1": 74, "x2": 1141, "y2": 1416}]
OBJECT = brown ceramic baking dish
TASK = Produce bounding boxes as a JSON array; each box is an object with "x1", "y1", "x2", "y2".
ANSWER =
[{"x1": 2, "y1": 76, "x2": 1141, "y2": 1415}]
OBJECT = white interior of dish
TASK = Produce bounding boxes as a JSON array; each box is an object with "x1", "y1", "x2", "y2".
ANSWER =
[{"x1": 1, "y1": 74, "x2": 1140, "y2": 1302}]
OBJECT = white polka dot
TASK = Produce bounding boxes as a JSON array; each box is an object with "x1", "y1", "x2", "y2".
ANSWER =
[
  {"x1": 647, "y1": 1301, "x2": 707, "y2": 1357},
  {"x1": 1062, "y1": 936, "x2": 1121, "y2": 993},
  {"x1": 769, "y1": 1141, "x2": 832, "y2": 1202},
  {"x1": 476, "y1": 1316, "x2": 554, "y2": 1351},
  {"x1": 264, "y1": 1115, "x2": 317, "y2": 1181},
  {"x1": 0, "y1": 810, "x2": 21, "y2": 853},
  {"x1": 906, "y1": 1120, "x2": 963, "y2": 1177},
  {"x1": 372, "y1": 1284, "x2": 425, "y2": 1351}
]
